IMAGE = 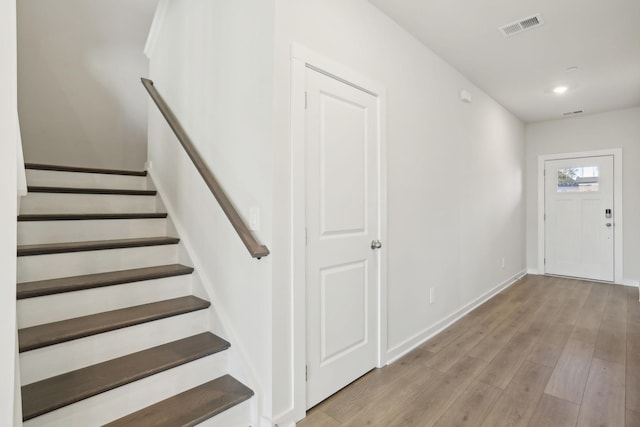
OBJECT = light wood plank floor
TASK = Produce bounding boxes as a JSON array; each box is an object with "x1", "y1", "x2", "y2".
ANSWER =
[{"x1": 298, "y1": 275, "x2": 640, "y2": 427}]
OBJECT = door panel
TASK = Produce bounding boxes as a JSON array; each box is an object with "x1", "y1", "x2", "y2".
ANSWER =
[
  {"x1": 320, "y1": 261, "x2": 367, "y2": 362},
  {"x1": 554, "y1": 199, "x2": 581, "y2": 265},
  {"x1": 544, "y1": 156, "x2": 614, "y2": 281},
  {"x1": 320, "y1": 95, "x2": 368, "y2": 236},
  {"x1": 305, "y1": 67, "x2": 379, "y2": 409}
]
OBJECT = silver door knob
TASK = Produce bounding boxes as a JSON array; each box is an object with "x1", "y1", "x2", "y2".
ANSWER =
[
  {"x1": 371, "y1": 240, "x2": 382, "y2": 250},
  {"x1": 605, "y1": 223, "x2": 612, "y2": 227}
]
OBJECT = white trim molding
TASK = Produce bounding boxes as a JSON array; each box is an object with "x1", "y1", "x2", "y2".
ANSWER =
[
  {"x1": 621, "y1": 279, "x2": 640, "y2": 287},
  {"x1": 143, "y1": 0, "x2": 169, "y2": 59},
  {"x1": 271, "y1": 410, "x2": 296, "y2": 427},
  {"x1": 289, "y1": 42, "x2": 388, "y2": 423},
  {"x1": 537, "y1": 149, "x2": 623, "y2": 284}
]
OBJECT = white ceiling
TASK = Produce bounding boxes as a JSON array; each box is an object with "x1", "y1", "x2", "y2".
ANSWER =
[{"x1": 369, "y1": 0, "x2": 640, "y2": 123}]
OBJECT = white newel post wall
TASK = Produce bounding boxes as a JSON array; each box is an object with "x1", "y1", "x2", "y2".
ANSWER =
[
  {"x1": 15, "y1": 117, "x2": 26, "y2": 427},
  {"x1": 14, "y1": 118, "x2": 25, "y2": 427},
  {"x1": 1, "y1": 0, "x2": 20, "y2": 424}
]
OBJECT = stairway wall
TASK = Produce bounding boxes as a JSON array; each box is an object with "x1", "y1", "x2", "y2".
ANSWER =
[
  {"x1": 146, "y1": 0, "x2": 275, "y2": 423},
  {"x1": 17, "y1": 0, "x2": 157, "y2": 171},
  {"x1": 0, "y1": 0, "x2": 19, "y2": 423}
]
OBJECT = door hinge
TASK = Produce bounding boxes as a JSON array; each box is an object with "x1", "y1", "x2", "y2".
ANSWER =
[
  {"x1": 305, "y1": 92, "x2": 308, "y2": 109},
  {"x1": 544, "y1": 258, "x2": 546, "y2": 265},
  {"x1": 305, "y1": 228, "x2": 308, "y2": 246},
  {"x1": 305, "y1": 365, "x2": 308, "y2": 381},
  {"x1": 544, "y1": 213, "x2": 546, "y2": 221}
]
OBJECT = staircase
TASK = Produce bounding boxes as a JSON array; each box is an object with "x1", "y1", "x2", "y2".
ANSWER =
[{"x1": 17, "y1": 163, "x2": 254, "y2": 426}]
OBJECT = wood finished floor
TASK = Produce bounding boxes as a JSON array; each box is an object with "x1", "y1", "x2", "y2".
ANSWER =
[{"x1": 298, "y1": 275, "x2": 640, "y2": 427}]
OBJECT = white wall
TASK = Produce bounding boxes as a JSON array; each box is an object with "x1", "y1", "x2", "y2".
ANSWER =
[
  {"x1": 526, "y1": 107, "x2": 640, "y2": 283},
  {"x1": 146, "y1": 0, "x2": 275, "y2": 422},
  {"x1": 17, "y1": 0, "x2": 157, "y2": 170},
  {"x1": 0, "y1": 0, "x2": 19, "y2": 424},
  {"x1": 272, "y1": 0, "x2": 526, "y2": 423}
]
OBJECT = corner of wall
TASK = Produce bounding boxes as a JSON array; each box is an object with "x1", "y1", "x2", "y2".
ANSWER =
[
  {"x1": 143, "y1": 0, "x2": 169, "y2": 60},
  {"x1": 16, "y1": 116, "x2": 27, "y2": 214}
]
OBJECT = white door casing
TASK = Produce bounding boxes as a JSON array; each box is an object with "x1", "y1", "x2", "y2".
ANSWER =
[
  {"x1": 544, "y1": 155, "x2": 614, "y2": 281},
  {"x1": 536, "y1": 149, "x2": 623, "y2": 284},
  {"x1": 305, "y1": 67, "x2": 380, "y2": 409},
  {"x1": 290, "y1": 44, "x2": 388, "y2": 423}
]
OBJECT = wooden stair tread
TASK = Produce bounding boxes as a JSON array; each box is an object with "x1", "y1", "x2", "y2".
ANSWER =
[
  {"x1": 27, "y1": 185, "x2": 157, "y2": 196},
  {"x1": 21, "y1": 332, "x2": 229, "y2": 421},
  {"x1": 17, "y1": 264, "x2": 194, "y2": 299},
  {"x1": 25, "y1": 163, "x2": 147, "y2": 176},
  {"x1": 104, "y1": 374, "x2": 253, "y2": 427},
  {"x1": 17, "y1": 236, "x2": 179, "y2": 256},
  {"x1": 18, "y1": 212, "x2": 168, "y2": 221},
  {"x1": 19, "y1": 296, "x2": 210, "y2": 352}
]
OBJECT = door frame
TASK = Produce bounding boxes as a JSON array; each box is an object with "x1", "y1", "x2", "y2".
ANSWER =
[
  {"x1": 290, "y1": 43, "x2": 388, "y2": 421},
  {"x1": 537, "y1": 149, "x2": 623, "y2": 283}
]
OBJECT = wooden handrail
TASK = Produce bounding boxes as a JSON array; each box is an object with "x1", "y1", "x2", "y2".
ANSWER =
[{"x1": 141, "y1": 78, "x2": 269, "y2": 259}]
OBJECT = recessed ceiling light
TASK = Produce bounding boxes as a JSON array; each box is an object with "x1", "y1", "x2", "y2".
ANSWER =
[{"x1": 553, "y1": 86, "x2": 568, "y2": 94}]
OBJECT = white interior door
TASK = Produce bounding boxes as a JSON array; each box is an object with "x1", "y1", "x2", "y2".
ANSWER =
[
  {"x1": 305, "y1": 67, "x2": 380, "y2": 409},
  {"x1": 544, "y1": 155, "x2": 614, "y2": 281}
]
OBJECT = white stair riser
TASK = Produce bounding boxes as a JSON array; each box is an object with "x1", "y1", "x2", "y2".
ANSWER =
[
  {"x1": 18, "y1": 218, "x2": 169, "y2": 245},
  {"x1": 20, "y1": 193, "x2": 159, "y2": 214},
  {"x1": 20, "y1": 310, "x2": 210, "y2": 385},
  {"x1": 23, "y1": 353, "x2": 227, "y2": 427},
  {"x1": 197, "y1": 400, "x2": 252, "y2": 427},
  {"x1": 26, "y1": 170, "x2": 150, "y2": 190},
  {"x1": 18, "y1": 275, "x2": 193, "y2": 328},
  {"x1": 18, "y1": 245, "x2": 179, "y2": 282}
]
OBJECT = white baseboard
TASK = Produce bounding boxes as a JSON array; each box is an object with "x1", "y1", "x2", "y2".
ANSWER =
[
  {"x1": 385, "y1": 269, "x2": 527, "y2": 364},
  {"x1": 530, "y1": 268, "x2": 637, "y2": 288},
  {"x1": 271, "y1": 409, "x2": 296, "y2": 427}
]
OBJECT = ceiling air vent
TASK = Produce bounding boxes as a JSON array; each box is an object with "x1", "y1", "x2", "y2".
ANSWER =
[
  {"x1": 562, "y1": 110, "x2": 584, "y2": 117},
  {"x1": 499, "y1": 14, "x2": 544, "y2": 37}
]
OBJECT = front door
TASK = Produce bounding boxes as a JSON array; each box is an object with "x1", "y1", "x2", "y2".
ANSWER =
[
  {"x1": 305, "y1": 67, "x2": 380, "y2": 409},
  {"x1": 544, "y1": 155, "x2": 614, "y2": 281}
]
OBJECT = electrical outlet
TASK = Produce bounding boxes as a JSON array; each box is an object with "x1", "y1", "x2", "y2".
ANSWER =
[{"x1": 429, "y1": 287, "x2": 435, "y2": 304}]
